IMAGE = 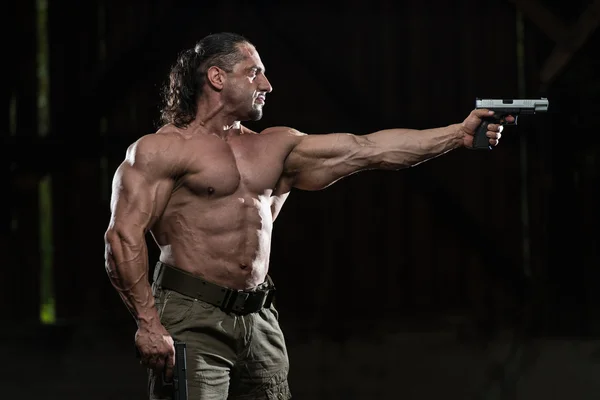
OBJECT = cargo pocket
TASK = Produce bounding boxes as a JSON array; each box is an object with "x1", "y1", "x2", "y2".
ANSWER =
[
  {"x1": 159, "y1": 289, "x2": 196, "y2": 328},
  {"x1": 264, "y1": 368, "x2": 291, "y2": 400}
]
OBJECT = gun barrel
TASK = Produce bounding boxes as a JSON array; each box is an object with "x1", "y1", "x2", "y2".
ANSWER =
[{"x1": 475, "y1": 98, "x2": 549, "y2": 112}]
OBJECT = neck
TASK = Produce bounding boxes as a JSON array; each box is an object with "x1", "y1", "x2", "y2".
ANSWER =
[{"x1": 194, "y1": 98, "x2": 241, "y2": 139}]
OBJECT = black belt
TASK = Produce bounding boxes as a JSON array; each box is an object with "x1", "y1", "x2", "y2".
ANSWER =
[{"x1": 152, "y1": 261, "x2": 276, "y2": 315}]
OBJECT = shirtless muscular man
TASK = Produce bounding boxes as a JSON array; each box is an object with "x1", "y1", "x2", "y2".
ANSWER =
[{"x1": 104, "y1": 32, "x2": 508, "y2": 400}]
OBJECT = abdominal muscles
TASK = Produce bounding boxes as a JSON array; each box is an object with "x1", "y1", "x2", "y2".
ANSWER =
[{"x1": 151, "y1": 192, "x2": 274, "y2": 290}]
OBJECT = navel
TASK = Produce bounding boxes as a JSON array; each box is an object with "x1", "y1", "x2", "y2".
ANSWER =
[{"x1": 240, "y1": 264, "x2": 248, "y2": 270}]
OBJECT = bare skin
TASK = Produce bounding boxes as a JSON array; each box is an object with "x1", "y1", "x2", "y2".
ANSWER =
[{"x1": 104, "y1": 42, "x2": 510, "y2": 379}]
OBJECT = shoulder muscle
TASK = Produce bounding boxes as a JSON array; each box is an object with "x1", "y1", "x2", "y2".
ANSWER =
[
  {"x1": 109, "y1": 134, "x2": 180, "y2": 227},
  {"x1": 260, "y1": 126, "x2": 305, "y2": 139},
  {"x1": 124, "y1": 133, "x2": 183, "y2": 178}
]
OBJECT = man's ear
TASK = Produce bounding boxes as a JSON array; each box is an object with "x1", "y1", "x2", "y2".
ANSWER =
[{"x1": 206, "y1": 66, "x2": 225, "y2": 90}]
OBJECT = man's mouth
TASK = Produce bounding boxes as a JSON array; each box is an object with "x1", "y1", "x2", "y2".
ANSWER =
[{"x1": 255, "y1": 95, "x2": 266, "y2": 105}]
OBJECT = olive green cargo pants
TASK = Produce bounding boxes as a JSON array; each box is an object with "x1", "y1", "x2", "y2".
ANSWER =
[{"x1": 148, "y1": 286, "x2": 291, "y2": 400}]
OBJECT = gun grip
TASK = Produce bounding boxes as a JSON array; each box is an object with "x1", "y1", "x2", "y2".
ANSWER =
[{"x1": 473, "y1": 117, "x2": 495, "y2": 150}]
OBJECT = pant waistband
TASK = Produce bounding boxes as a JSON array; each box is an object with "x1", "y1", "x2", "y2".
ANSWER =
[{"x1": 152, "y1": 261, "x2": 276, "y2": 315}]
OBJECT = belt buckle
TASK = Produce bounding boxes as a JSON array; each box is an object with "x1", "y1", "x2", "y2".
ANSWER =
[{"x1": 222, "y1": 290, "x2": 249, "y2": 313}]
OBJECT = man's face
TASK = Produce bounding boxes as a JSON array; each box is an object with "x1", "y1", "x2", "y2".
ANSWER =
[{"x1": 223, "y1": 44, "x2": 273, "y2": 121}]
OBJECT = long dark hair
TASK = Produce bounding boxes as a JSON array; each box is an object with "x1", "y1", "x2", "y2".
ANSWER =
[{"x1": 159, "y1": 32, "x2": 250, "y2": 128}]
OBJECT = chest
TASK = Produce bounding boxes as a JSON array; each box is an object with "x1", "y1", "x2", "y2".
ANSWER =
[{"x1": 179, "y1": 135, "x2": 286, "y2": 196}]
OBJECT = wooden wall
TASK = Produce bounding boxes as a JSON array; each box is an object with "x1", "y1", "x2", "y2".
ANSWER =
[{"x1": 4, "y1": 0, "x2": 599, "y2": 340}]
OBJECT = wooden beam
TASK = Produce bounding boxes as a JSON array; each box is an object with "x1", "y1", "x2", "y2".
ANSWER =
[
  {"x1": 510, "y1": 0, "x2": 567, "y2": 43},
  {"x1": 540, "y1": 0, "x2": 600, "y2": 86},
  {"x1": 511, "y1": 0, "x2": 600, "y2": 87}
]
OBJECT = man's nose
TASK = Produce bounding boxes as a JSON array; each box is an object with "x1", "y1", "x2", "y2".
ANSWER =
[{"x1": 260, "y1": 75, "x2": 273, "y2": 93}]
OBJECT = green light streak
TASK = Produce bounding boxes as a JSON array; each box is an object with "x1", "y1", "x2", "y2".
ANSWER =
[{"x1": 36, "y1": 0, "x2": 55, "y2": 324}]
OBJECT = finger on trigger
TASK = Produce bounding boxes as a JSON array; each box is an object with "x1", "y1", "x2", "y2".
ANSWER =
[{"x1": 164, "y1": 354, "x2": 175, "y2": 381}]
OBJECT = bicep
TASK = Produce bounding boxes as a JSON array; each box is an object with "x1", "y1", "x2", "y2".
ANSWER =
[
  {"x1": 284, "y1": 133, "x2": 374, "y2": 190},
  {"x1": 109, "y1": 164, "x2": 171, "y2": 233}
]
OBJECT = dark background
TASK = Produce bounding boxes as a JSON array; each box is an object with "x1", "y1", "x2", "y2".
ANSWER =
[{"x1": 3, "y1": 0, "x2": 600, "y2": 399}]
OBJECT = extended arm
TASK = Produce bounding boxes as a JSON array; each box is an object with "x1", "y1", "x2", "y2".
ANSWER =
[{"x1": 283, "y1": 109, "x2": 505, "y2": 190}]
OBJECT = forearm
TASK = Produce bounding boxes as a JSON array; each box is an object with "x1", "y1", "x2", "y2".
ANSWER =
[
  {"x1": 104, "y1": 229, "x2": 159, "y2": 328},
  {"x1": 365, "y1": 123, "x2": 463, "y2": 169}
]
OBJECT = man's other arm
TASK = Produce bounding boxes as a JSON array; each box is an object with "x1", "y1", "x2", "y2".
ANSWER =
[{"x1": 103, "y1": 134, "x2": 177, "y2": 373}]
